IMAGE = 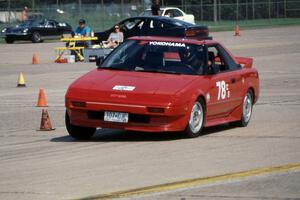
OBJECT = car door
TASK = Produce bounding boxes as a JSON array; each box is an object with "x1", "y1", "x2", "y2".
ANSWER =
[
  {"x1": 31, "y1": 19, "x2": 46, "y2": 36},
  {"x1": 56, "y1": 21, "x2": 71, "y2": 36},
  {"x1": 52, "y1": 20, "x2": 64, "y2": 36},
  {"x1": 206, "y1": 45, "x2": 242, "y2": 119},
  {"x1": 143, "y1": 19, "x2": 176, "y2": 37},
  {"x1": 44, "y1": 20, "x2": 57, "y2": 38}
]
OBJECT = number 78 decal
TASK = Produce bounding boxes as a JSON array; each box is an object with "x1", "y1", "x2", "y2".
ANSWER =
[{"x1": 216, "y1": 80, "x2": 230, "y2": 100}]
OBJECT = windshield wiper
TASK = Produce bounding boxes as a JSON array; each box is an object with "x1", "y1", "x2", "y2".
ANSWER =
[
  {"x1": 100, "y1": 66, "x2": 131, "y2": 71},
  {"x1": 135, "y1": 68, "x2": 182, "y2": 74}
]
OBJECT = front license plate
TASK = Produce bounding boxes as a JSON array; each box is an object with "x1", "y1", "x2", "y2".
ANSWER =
[{"x1": 104, "y1": 111, "x2": 129, "y2": 123}]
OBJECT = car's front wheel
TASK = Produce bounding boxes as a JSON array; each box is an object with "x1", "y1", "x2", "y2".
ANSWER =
[
  {"x1": 65, "y1": 110, "x2": 96, "y2": 140},
  {"x1": 183, "y1": 98, "x2": 205, "y2": 138},
  {"x1": 32, "y1": 32, "x2": 42, "y2": 43},
  {"x1": 5, "y1": 37, "x2": 14, "y2": 44}
]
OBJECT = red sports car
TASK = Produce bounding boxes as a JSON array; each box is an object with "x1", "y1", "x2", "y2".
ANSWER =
[{"x1": 65, "y1": 36, "x2": 259, "y2": 140}]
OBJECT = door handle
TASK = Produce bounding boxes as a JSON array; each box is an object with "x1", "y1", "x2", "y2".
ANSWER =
[{"x1": 231, "y1": 78, "x2": 236, "y2": 84}]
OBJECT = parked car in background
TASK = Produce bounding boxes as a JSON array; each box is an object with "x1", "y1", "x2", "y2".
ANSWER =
[
  {"x1": 95, "y1": 16, "x2": 208, "y2": 44},
  {"x1": 1, "y1": 18, "x2": 72, "y2": 43},
  {"x1": 141, "y1": 7, "x2": 195, "y2": 24}
]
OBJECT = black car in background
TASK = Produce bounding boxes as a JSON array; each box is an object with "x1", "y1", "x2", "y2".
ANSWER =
[
  {"x1": 1, "y1": 19, "x2": 73, "y2": 43},
  {"x1": 95, "y1": 16, "x2": 209, "y2": 43}
]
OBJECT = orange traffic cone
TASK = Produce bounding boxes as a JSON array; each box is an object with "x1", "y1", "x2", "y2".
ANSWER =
[
  {"x1": 32, "y1": 53, "x2": 38, "y2": 64},
  {"x1": 38, "y1": 109, "x2": 55, "y2": 131},
  {"x1": 234, "y1": 24, "x2": 241, "y2": 36},
  {"x1": 37, "y1": 88, "x2": 48, "y2": 107},
  {"x1": 17, "y1": 72, "x2": 26, "y2": 87}
]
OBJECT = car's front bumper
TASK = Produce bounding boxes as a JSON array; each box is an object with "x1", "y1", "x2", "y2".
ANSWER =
[
  {"x1": 5, "y1": 33, "x2": 31, "y2": 40},
  {"x1": 66, "y1": 100, "x2": 191, "y2": 132}
]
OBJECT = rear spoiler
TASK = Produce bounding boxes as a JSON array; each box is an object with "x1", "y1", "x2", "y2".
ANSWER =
[
  {"x1": 185, "y1": 26, "x2": 212, "y2": 40},
  {"x1": 235, "y1": 57, "x2": 253, "y2": 68}
]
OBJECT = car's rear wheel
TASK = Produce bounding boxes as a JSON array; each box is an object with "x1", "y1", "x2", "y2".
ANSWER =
[
  {"x1": 183, "y1": 98, "x2": 205, "y2": 138},
  {"x1": 5, "y1": 37, "x2": 14, "y2": 44},
  {"x1": 32, "y1": 32, "x2": 42, "y2": 43},
  {"x1": 65, "y1": 110, "x2": 96, "y2": 140},
  {"x1": 232, "y1": 90, "x2": 253, "y2": 127}
]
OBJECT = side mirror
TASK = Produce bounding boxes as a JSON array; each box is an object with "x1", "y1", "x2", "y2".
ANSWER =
[
  {"x1": 96, "y1": 56, "x2": 105, "y2": 67},
  {"x1": 208, "y1": 64, "x2": 220, "y2": 74}
]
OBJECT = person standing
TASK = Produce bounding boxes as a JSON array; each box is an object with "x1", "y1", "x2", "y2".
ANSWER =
[
  {"x1": 151, "y1": 0, "x2": 160, "y2": 16},
  {"x1": 21, "y1": 6, "x2": 29, "y2": 21}
]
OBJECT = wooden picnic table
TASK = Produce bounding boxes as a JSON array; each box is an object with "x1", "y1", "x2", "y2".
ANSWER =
[{"x1": 61, "y1": 37, "x2": 98, "y2": 42}]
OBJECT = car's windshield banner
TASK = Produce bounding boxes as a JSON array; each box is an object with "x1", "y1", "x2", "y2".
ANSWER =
[{"x1": 149, "y1": 41, "x2": 186, "y2": 47}]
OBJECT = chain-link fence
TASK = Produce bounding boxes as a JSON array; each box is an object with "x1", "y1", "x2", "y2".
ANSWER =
[{"x1": 1, "y1": 1, "x2": 300, "y2": 31}]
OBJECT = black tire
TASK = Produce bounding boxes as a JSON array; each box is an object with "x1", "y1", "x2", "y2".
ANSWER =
[
  {"x1": 65, "y1": 110, "x2": 96, "y2": 140},
  {"x1": 183, "y1": 98, "x2": 205, "y2": 138},
  {"x1": 5, "y1": 37, "x2": 14, "y2": 44},
  {"x1": 32, "y1": 32, "x2": 42, "y2": 43},
  {"x1": 231, "y1": 90, "x2": 253, "y2": 127}
]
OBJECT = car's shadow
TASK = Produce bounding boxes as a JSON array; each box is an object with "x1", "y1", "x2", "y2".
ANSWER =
[{"x1": 50, "y1": 124, "x2": 234, "y2": 143}]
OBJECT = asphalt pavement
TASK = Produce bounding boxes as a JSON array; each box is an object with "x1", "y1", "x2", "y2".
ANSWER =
[{"x1": 0, "y1": 26, "x2": 299, "y2": 200}]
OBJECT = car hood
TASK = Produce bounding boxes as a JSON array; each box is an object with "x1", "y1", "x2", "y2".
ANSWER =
[
  {"x1": 66, "y1": 69, "x2": 199, "y2": 106},
  {"x1": 6, "y1": 26, "x2": 28, "y2": 33}
]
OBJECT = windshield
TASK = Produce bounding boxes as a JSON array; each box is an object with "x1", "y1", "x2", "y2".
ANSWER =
[
  {"x1": 17, "y1": 20, "x2": 34, "y2": 27},
  {"x1": 17, "y1": 19, "x2": 43, "y2": 28},
  {"x1": 100, "y1": 40, "x2": 207, "y2": 75}
]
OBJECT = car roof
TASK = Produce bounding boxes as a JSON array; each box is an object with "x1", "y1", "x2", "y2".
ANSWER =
[
  {"x1": 128, "y1": 36, "x2": 217, "y2": 45},
  {"x1": 121, "y1": 16, "x2": 195, "y2": 27},
  {"x1": 145, "y1": 7, "x2": 183, "y2": 11}
]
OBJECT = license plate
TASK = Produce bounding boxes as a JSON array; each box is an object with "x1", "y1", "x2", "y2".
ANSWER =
[{"x1": 104, "y1": 111, "x2": 129, "y2": 123}]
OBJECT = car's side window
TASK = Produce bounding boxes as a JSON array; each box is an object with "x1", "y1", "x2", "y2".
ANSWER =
[
  {"x1": 148, "y1": 19, "x2": 165, "y2": 29},
  {"x1": 124, "y1": 19, "x2": 143, "y2": 30},
  {"x1": 207, "y1": 45, "x2": 240, "y2": 73},
  {"x1": 173, "y1": 9, "x2": 183, "y2": 17},
  {"x1": 217, "y1": 45, "x2": 240, "y2": 71},
  {"x1": 46, "y1": 21, "x2": 56, "y2": 28},
  {"x1": 207, "y1": 46, "x2": 227, "y2": 73},
  {"x1": 164, "y1": 9, "x2": 173, "y2": 17}
]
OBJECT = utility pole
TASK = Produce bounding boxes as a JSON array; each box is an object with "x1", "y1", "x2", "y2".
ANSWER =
[
  {"x1": 246, "y1": 0, "x2": 248, "y2": 20},
  {"x1": 236, "y1": 0, "x2": 239, "y2": 23},
  {"x1": 121, "y1": 0, "x2": 124, "y2": 18},
  {"x1": 181, "y1": 0, "x2": 184, "y2": 11},
  {"x1": 252, "y1": 0, "x2": 255, "y2": 19},
  {"x1": 284, "y1": 0, "x2": 286, "y2": 18},
  {"x1": 213, "y1": 0, "x2": 217, "y2": 22},
  {"x1": 32, "y1": 0, "x2": 35, "y2": 10},
  {"x1": 8, "y1": 0, "x2": 11, "y2": 23},
  {"x1": 276, "y1": 0, "x2": 279, "y2": 18},
  {"x1": 200, "y1": 0, "x2": 203, "y2": 21},
  {"x1": 268, "y1": 0, "x2": 271, "y2": 19},
  {"x1": 218, "y1": 0, "x2": 221, "y2": 21},
  {"x1": 101, "y1": 0, "x2": 104, "y2": 30},
  {"x1": 78, "y1": 0, "x2": 82, "y2": 13}
]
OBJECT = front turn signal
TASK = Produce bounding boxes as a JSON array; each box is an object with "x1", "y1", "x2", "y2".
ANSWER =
[
  {"x1": 72, "y1": 101, "x2": 86, "y2": 107},
  {"x1": 147, "y1": 107, "x2": 165, "y2": 113}
]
